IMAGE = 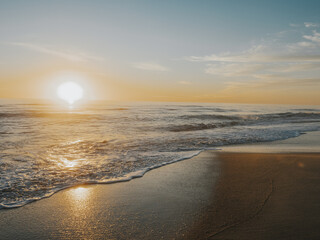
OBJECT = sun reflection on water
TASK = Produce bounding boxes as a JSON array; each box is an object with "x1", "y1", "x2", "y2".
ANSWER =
[
  {"x1": 69, "y1": 186, "x2": 92, "y2": 202},
  {"x1": 57, "y1": 157, "x2": 79, "y2": 169},
  {"x1": 60, "y1": 185, "x2": 104, "y2": 239}
]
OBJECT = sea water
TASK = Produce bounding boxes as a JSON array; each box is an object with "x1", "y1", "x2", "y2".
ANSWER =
[{"x1": 1, "y1": 100, "x2": 320, "y2": 208}]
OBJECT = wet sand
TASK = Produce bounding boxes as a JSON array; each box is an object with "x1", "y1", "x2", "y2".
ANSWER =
[
  {"x1": 0, "y1": 132, "x2": 320, "y2": 239},
  {"x1": 184, "y1": 152, "x2": 320, "y2": 240},
  {"x1": 0, "y1": 151, "x2": 220, "y2": 240}
]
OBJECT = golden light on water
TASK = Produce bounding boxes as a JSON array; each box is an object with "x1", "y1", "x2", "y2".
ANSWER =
[
  {"x1": 57, "y1": 81, "x2": 84, "y2": 105},
  {"x1": 70, "y1": 186, "x2": 91, "y2": 201},
  {"x1": 59, "y1": 158, "x2": 79, "y2": 169}
]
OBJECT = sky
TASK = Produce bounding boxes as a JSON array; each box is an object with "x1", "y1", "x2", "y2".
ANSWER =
[{"x1": 0, "y1": 0, "x2": 320, "y2": 104}]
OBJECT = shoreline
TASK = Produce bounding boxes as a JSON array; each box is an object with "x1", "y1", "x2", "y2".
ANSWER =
[
  {"x1": 0, "y1": 150, "x2": 204, "y2": 210},
  {"x1": 0, "y1": 150, "x2": 220, "y2": 239},
  {"x1": 0, "y1": 132, "x2": 319, "y2": 239},
  {"x1": 3, "y1": 130, "x2": 319, "y2": 210}
]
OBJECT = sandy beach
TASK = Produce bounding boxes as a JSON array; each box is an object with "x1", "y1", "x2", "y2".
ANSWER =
[
  {"x1": 1, "y1": 132, "x2": 320, "y2": 239},
  {"x1": 185, "y1": 152, "x2": 320, "y2": 240}
]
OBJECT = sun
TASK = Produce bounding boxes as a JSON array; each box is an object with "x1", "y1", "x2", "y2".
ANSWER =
[{"x1": 57, "y1": 81, "x2": 83, "y2": 105}]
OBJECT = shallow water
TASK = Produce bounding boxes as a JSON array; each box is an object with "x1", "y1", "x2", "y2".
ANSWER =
[{"x1": 1, "y1": 100, "x2": 320, "y2": 208}]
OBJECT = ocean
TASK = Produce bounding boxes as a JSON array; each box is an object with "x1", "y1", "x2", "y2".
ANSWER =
[{"x1": 1, "y1": 100, "x2": 320, "y2": 208}]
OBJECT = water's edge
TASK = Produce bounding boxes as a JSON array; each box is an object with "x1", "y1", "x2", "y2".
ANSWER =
[{"x1": 2, "y1": 129, "x2": 317, "y2": 210}]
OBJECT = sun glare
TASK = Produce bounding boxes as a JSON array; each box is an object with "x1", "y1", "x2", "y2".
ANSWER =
[{"x1": 57, "y1": 82, "x2": 83, "y2": 105}]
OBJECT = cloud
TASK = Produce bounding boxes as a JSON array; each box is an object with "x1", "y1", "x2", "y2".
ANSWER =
[
  {"x1": 187, "y1": 46, "x2": 320, "y2": 64},
  {"x1": 219, "y1": 75, "x2": 320, "y2": 98},
  {"x1": 185, "y1": 26, "x2": 320, "y2": 76},
  {"x1": 226, "y1": 77, "x2": 320, "y2": 91},
  {"x1": 290, "y1": 23, "x2": 300, "y2": 27},
  {"x1": 273, "y1": 63, "x2": 320, "y2": 73},
  {"x1": 205, "y1": 63, "x2": 266, "y2": 76},
  {"x1": 184, "y1": 23, "x2": 320, "y2": 97},
  {"x1": 288, "y1": 31, "x2": 320, "y2": 50},
  {"x1": 178, "y1": 81, "x2": 192, "y2": 85},
  {"x1": 186, "y1": 45, "x2": 268, "y2": 63},
  {"x1": 303, "y1": 30, "x2": 320, "y2": 43},
  {"x1": 291, "y1": 41, "x2": 317, "y2": 48},
  {"x1": 201, "y1": 54, "x2": 320, "y2": 78},
  {"x1": 133, "y1": 62, "x2": 169, "y2": 72},
  {"x1": 304, "y1": 22, "x2": 318, "y2": 28},
  {"x1": 8, "y1": 42, "x2": 103, "y2": 62}
]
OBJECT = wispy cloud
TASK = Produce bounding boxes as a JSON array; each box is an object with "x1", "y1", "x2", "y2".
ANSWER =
[
  {"x1": 273, "y1": 63, "x2": 320, "y2": 73},
  {"x1": 205, "y1": 63, "x2": 265, "y2": 76},
  {"x1": 133, "y1": 62, "x2": 169, "y2": 72},
  {"x1": 185, "y1": 25, "x2": 320, "y2": 77},
  {"x1": 304, "y1": 22, "x2": 318, "y2": 28},
  {"x1": 8, "y1": 42, "x2": 103, "y2": 62},
  {"x1": 225, "y1": 77, "x2": 320, "y2": 92},
  {"x1": 178, "y1": 81, "x2": 192, "y2": 85},
  {"x1": 303, "y1": 30, "x2": 320, "y2": 43},
  {"x1": 186, "y1": 43, "x2": 320, "y2": 64},
  {"x1": 185, "y1": 45, "x2": 268, "y2": 63},
  {"x1": 290, "y1": 23, "x2": 300, "y2": 27},
  {"x1": 184, "y1": 23, "x2": 320, "y2": 98}
]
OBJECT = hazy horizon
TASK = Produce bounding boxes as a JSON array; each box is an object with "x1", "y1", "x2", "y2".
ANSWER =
[{"x1": 1, "y1": 0, "x2": 320, "y2": 105}]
